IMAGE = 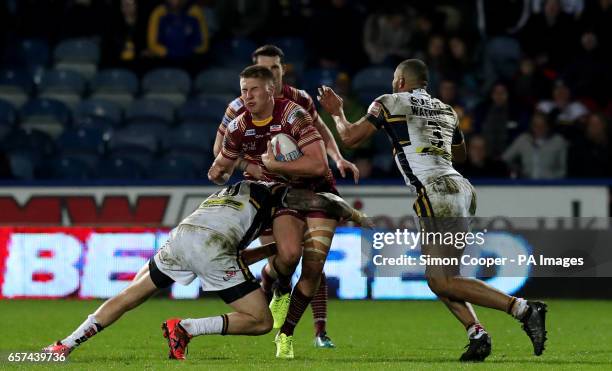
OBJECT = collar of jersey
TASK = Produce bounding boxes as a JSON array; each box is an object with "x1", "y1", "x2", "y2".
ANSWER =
[{"x1": 252, "y1": 116, "x2": 273, "y2": 127}]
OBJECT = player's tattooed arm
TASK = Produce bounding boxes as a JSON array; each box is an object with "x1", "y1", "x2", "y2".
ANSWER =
[
  {"x1": 313, "y1": 115, "x2": 360, "y2": 183},
  {"x1": 283, "y1": 189, "x2": 373, "y2": 227},
  {"x1": 317, "y1": 86, "x2": 377, "y2": 148},
  {"x1": 208, "y1": 154, "x2": 236, "y2": 185}
]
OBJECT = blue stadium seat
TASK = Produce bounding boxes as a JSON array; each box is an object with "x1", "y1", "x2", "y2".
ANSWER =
[
  {"x1": 20, "y1": 98, "x2": 71, "y2": 138},
  {"x1": 54, "y1": 38, "x2": 100, "y2": 79},
  {"x1": 125, "y1": 99, "x2": 174, "y2": 134},
  {"x1": 161, "y1": 123, "x2": 215, "y2": 169},
  {"x1": 56, "y1": 127, "x2": 106, "y2": 167},
  {"x1": 0, "y1": 99, "x2": 17, "y2": 140},
  {"x1": 15, "y1": 39, "x2": 50, "y2": 85},
  {"x1": 352, "y1": 67, "x2": 394, "y2": 105},
  {"x1": 1, "y1": 128, "x2": 56, "y2": 175},
  {"x1": 97, "y1": 156, "x2": 146, "y2": 179},
  {"x1": 0, "y1": 69, "x2": 33, "y2": 108},
  {"x1": 195, "y1": 68, "x2": 241, "y2": 97},
  {"x1": 151, "y1": 155, "x2": 199, "y2": 180},
  {"x1": 51, "y1": 155, "x2": 95, "y2": 180},
  {"x1": 39, "y1": 69, "x2": 87, "y2": 109},
  {"x1": 302, "y1": 68, "x2": 339, "y2": 100},
  {"x1": 211, "y1": 37, "x2": 257, "y2": 67},
  {"x1": 7, "y1": 152, "x2": 34, "y2": 180},
  {"x1": 91, "y1": 69, "x2": 139, "y2": 109},
  {"x1": 75, "y1": 99, "x2": 122, "y2": 127},
  {"x1": 484, "y1": 37, "x2": 522, "y2": 81},
  {"x1": 142, "y1": 68, "x2": 191, "y2": 107},
  {"x1": 179, "y1": 96, "x2": 228, "y2": 124},
  {"x1": 108, "y1": 126, "x2": 158, "y2": 169}
]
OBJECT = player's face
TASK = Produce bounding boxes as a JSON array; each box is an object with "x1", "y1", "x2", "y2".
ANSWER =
[
  {"x1": 240, "y1": 77, "x2": 274, "y2": 115},
  {"x1": 255, "y1": 56, "x2": 283, "y2": 94}
]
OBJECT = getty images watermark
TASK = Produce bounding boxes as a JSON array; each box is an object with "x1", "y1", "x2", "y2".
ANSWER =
[{"x1": 361, "y1": 217, "x2": 611, "y2": 278}]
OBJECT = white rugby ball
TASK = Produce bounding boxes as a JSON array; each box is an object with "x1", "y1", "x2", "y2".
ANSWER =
[{"x1": 271, "y1": 133, "x2": 303, "y2": 162}]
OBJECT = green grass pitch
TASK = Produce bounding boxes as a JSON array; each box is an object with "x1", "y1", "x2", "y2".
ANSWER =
[{"x1": 1, "y1": 299, "x2": 611, "y2": 370}]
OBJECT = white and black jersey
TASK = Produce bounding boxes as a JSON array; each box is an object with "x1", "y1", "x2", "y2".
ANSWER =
[{"x1": 366, "y1": 88, "x2": 464, "y2": 193}]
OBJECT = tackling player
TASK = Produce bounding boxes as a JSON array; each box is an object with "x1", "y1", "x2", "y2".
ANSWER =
[
  {"x1": 213, "y1": 45, "x2": 357, "y2": 348},
  {"x1": 208, "y1": 65, "x2": 342, "y2": 358},
  {"x1": 318, "y1": 59, "x2": 547, "y2": 362},
  {"x1": 42, "y1": 181, "x2": 368, "y2": 360}
]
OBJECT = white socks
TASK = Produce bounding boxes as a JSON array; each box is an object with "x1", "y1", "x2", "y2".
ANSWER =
[
  {"x1": 467, "y1": 323, "x2": 486, "y2": 340},
  {"x1": 511, "y1": 297, "x2": 529, "y2": 319},
  {"x1": 180, "y1": 316, "x2": 224, "y2": 337},
  {"x1": 62, "y1": 314, "x2": 103, "y2": 348}
]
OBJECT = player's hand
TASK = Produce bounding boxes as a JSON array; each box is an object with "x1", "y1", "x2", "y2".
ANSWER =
[
  {"x1": 335, "y1": 157, "x2": 360, "y2": 184},
  {"x1": 317, "y1": 85, "x2": 343, "y2": 116},
  {"x1": 261, "y1": 141, "x2": 278, "y2": 172}
]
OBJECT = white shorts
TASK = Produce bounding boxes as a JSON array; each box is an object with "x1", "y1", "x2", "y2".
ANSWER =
[
  {"x1": 150, "y1": 224, "x2": 259, "y2": 303},
  {"x1": 414, "y1": 175, "x2": 477, "y2": 218}
]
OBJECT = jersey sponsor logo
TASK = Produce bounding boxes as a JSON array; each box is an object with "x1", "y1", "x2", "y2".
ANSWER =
[
  {"x1": 223, "y1": 266, "x2": 238, "y2": 281},
  {"x1": 200, "y1": 198, "x2": 244, "y2": 210},
  {"x1": 270, "y1": 124, "x2": 282, "y2": 132},
  {"x1": 287, "y1": 108, "x2": 304, "y2": 125},
  {"x1": 228, "y1": 119, "x2": 239, "y2": 133},
  {"x1": 245, "y1": 129, "x2": 256, "y2": 136},
  {"x1": 229, "y1": 98, "x2": 243, "y2": 111},
  {"x1": 367, "y1": 101, "x2": 383, "y2": 117}
]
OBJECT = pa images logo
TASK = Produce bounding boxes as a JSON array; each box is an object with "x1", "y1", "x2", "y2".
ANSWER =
[{"x1": 223, "y1": 266, "x2": 238, "y2": 281}]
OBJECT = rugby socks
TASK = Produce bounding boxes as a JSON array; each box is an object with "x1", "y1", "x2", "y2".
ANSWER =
[
  {"x1": 312, "y1": 273, "x2": 328, "y2": 336},
  {"x1": 61, "y1": 314, "x2": 103, "y2": 348},
  {"x1": 467, "y1": 323, "x2": 486, "y2": 340},
  {"x1": 180, "y1": 316, "x2": 225, "y2": 336},
  {"x1": 272, "y1": 257, "x2": 292, "y2": 295},
  {"x1": 508, "y1": 297, "x2": 529, "y2": 319},
  {"x1": 260, "y1": 264, "x2": 275, "y2": 302},
  {"x1": 280, "y1": 288, "x2": 313, "y2": 336}
]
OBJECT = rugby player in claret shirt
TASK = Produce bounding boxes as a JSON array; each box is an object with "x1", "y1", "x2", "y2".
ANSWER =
[
  {"x1": 209, "y1": 65, "x2": 343, "y2": 358},
  {"x1": 213, "y1": 45, "x2": 354, "y2": 349}
]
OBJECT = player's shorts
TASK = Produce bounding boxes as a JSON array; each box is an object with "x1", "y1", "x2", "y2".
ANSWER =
[
  {"x1": 149, "y1": 224, "x2": 260, "y2": 303},
  {"x1": 413, "y1": 174, "x2": 476, "y2": 218}
]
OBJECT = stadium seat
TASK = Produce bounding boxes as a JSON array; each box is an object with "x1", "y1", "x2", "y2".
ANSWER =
[
  {"x1": 211, "y1": 37, "x2": 257, "y2": 68},
  {"x1": 0, "y1": 69, "x2": 33, "y2": 108},
  {"x1": 161, "y1": 123, "x2": 215, "y2": 169},
  {"x1": 142, "y1": 68, "x2": 191, "y2": 107},
  {"x1": 54, "y1": 38, "x2": 100, "y2": 79},
  {"x1": 108, "y1": 126, "x2": 158, "y2": 169},
  {"x1": 125, "y1": 98, "x2": 174, "y2": 135},
  {"x1": 97, "y1": 156, "x2": 146, "y2": 179},
  {"x1": 56, "y1": 127, "x2": 106, "y2": 167},
  {"x1": 151, "y1": 155, "x2": 199, "y2": 180},
  {"x1": 0, "y1": 99, "x2": 17, "y2": 140},
  {"x1": 484, "y1": 37, "x2": 522, "y2": 81},
  {"x1": 39, "y1": 69, "x2": 87, "y2": 109},
  {"x1": 91, "y1": 69, "x2": 139, "y2": 109},
  {"x1": 75, "y1": 99, "x2": 122, "y2": 128},
  {"x1": 195, "y1": 68, "x2": 241, "y2": 97},
  {"x1": 20, "y1": 98, "x2": 71, "y2": 138},
  {"x1": 352, "y1": 67, "x2": 394, "y2": 105},
  {"x1": 50, "y1": 155, "x2": 95, "y2": 180},
  {"x1": 1, "y1": 128, "x2": 57, "y2": 176},
  {"x1": 3, "y1": 39, "x2": 50, "y2": 84},
  {"x1": 179, "y1": 96, "x2": 228, "y2": 124},
  {"x1": 7, "y1": 152, "x2": 35, "y2": 180},
  {"x1": 302, "y1": 68, "x2": 339, "y2": 100}
]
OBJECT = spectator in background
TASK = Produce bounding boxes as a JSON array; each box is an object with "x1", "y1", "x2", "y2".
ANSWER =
[
  {"x1": 216, "y1": 0, "x2": 270, "y2": 40},
  {"x1": 460, "y1": 135, "x2": 509, "y2": 178},
  {"x1": 537, "y1": 80, "x2": 588, "y2": 137},
  {"x1": 520, "y1": 0, "x2": 577, "y2": 70},
  {"x1": 475, "y1": 83, "x2": 523, "y2": 158},
  {"x1": 513, "y1": 57, "x2": 550, "y2": 110},
  {"x1": 531, "y1": 0, "x2": 584, "y2": 18},
  {"x1": 568, "y1": 113, "x2": 611, "y2": 178},
  {"x1": 564, "y1": 31, "x2": 607, "y2": 105},
  {"x1": 475, "y1": 0, "x2": 531, "y2": 37},
  {"x1": 146, "y1": 0, "x2": 209, "y2": 59},
  {"x1": 102, "y1": 0, "x2": 148, "y2": 65},
  {"x1": 438, "y1": 79, "x2": 473, "y2": 134},
  {"x1": 363, "y1": 5, "x2": 413, "y2": 65},
  {"x1": 579, "y1": 0, "x2": 612, "y2": 52},
  {"x1": 503, "y1": 112, "x2": 568, "y2": 179}
]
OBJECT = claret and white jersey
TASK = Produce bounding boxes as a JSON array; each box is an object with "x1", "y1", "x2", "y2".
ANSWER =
[{"x1": 366, "y1": 88, "x2": 463, "y2": 192}]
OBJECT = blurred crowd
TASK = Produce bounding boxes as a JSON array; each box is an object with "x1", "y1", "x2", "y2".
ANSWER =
[{"x1": 0, "y1": 0, "x2": 610, "y2": 181}]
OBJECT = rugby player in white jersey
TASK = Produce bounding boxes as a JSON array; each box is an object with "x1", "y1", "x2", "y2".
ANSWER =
[
  {"x1": 318, "y1": 59, "x2": 547, "y2": 362},
  {"x1": 42, "y1": 181, "x2": 368, "y2": 360}
]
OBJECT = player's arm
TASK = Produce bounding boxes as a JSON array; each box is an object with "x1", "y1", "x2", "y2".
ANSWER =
[
  {"x1": 312, "y1": 115, "x2": 360, "y2": 183},
  {"x1": 451, "y1": 126, "x2": 467, "y2": 163},
  {"x1": 318, "y1": 86, "x2": 377, "y2": 148},
  {"x1": 262, "y1": 139, "x2": 329, "y2": 178},
  {"x1": 207, "y1": 153, "x2": 236, "y2": 185},
  {"x1": 283, "y1": 189, "x2": 373, "y2": 227},
  {"x1": 240, "y1": 242, "x2": 277, "y2": 266}
]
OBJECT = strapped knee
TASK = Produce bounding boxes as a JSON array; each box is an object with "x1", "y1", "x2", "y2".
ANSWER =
[{"x1": 302, "y1": 226, "x2": 334, "y2": 263}]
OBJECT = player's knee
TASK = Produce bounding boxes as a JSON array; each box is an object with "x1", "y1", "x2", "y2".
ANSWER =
[
  {"x1": 426, "y1": 276, "x2": 452, "y2": 297},
  {"x1": 252, "y1": 310, "x2": 273, "y2": 335}
]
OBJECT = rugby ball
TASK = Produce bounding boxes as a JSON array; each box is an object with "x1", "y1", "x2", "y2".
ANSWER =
[{"x1": 271, "y1": 133, "x2": 302, "y2": 162}]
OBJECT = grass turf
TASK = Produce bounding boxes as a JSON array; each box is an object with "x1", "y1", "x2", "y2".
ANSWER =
[{"x1": 0, "y1": 299, "x2": 611, "y2": 370}]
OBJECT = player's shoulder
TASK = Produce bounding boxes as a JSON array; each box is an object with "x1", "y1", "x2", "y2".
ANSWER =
[
  {"x1": 227, "y1": 111, "x2": 248, "y2": 133},
  {"x1": 284, "y1": 84, "x2": 312, "y2": 101},
  {"x1": 283, "y1": 100, "x2": 311, "y2": 124},
  {"x1": 228, "y1": 96, "x2": 245, "y2": 112}
]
